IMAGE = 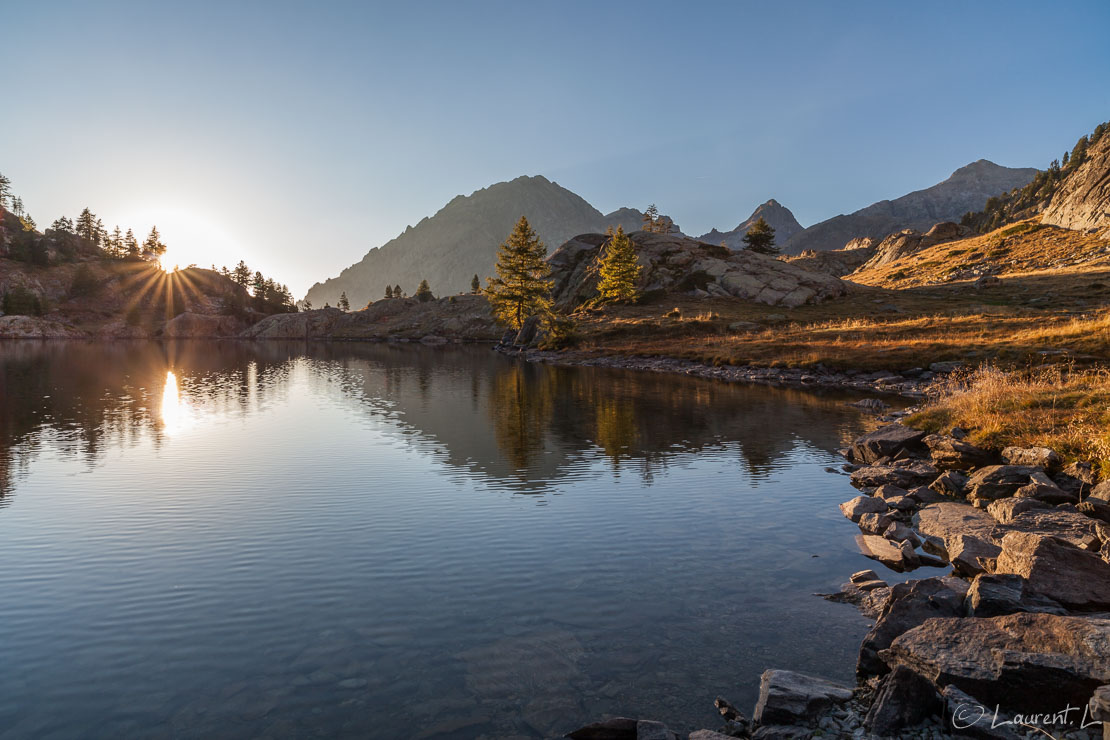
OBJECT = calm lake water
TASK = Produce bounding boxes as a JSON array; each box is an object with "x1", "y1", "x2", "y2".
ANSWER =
[{"x1": 0, "y1": 341, "x2": 887, "y2": 739}]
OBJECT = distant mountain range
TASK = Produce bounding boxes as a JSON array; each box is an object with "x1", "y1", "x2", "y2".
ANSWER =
[
  {"x1": 305, "y1": 177, "x2": 650, "y2": 309},
  {"x1": 306, "y1": 161, "x2": 1039, "y2": 306},
  {"x1": 781, "y1": 160, "x2": 1039, "y2": 254},
  {"x1": 698, "y1": 199, "x2": 803, "y2": 249}
]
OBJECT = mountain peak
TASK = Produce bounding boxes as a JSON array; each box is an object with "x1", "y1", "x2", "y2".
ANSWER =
[{"x1": 696, "y1": 199, "x2": 803, "y2": 249}]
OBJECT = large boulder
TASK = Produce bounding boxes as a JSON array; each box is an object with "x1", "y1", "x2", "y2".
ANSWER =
[
  {"x1": 851, "y1": 424, "x2": 926, "y2": 464},
  {"x1": 840, "y1": 495, "x2": 889, "y2": 522},
  {"x1": 991, "y1": 532, "x2": 1110, "y2": 609},
  {"x1": 1000, "y1": 446, "x2": 1062, "y2": 473},
  {"x1": 882, "y1": 613, "x2": 1110, "y2": 709},
  {"x1": 1006, "y1": 508, "x2": 1109, "y2": 551},
  {"x1": 965, "y1": 465, "x2": 1042, "y2": 502},
  {"x1": 1041, "y1": 127, "x2": 1110, "y2": 239},
  {"x1": 752, "y1": 670, "x2": 853, "y2": 726},
  {"x1": 858, "y1": 576, "x2": 970, "y2": 676},
  {"x1": 851, "y1": 461, "x2": 938, "y2": 490},
  {"x1": 964, "y1": 573, "x2": 1066, "y2": 618},
  {"x1": 546, "y1": 231, "x2": 848, "y2": 309},
  {"x1": 924, "y1": 435, "x2": 997, "y2": 470},
  {"x1": 916, "y1": 502, "x2": 1005, "y2": 555},
  {"x1": 863, "y1": 665, "x2": 942, "y2": 736},
  {"x1": 855, "y1": 534, "x2": 919, "y2": 572}
]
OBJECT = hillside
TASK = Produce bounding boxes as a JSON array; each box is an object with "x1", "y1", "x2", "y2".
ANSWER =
[
  {"x1": 782, "y1": 160, "x2": 1039, "y2": 254},
  {"x1": 1042, "y1": 123, "x2": 1110, "y2": 237},
  {"x1": 697, "y1": 199, "x2": 803, "y2": 249},
  {"x1": 304, "y1": 176, "x2": 649, "y2": 309}
]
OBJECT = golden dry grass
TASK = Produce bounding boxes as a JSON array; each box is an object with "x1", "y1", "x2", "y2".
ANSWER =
[
  {"x1": 850, "y1": 220, "x2": 1110, "y2": 288},
  {"x1": 907, "y1": 364, "x2": 1110, "y2": 469}
]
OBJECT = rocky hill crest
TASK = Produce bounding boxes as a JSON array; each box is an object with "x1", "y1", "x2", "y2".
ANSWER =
[{"x1": 697, "y1": 199, "x2": 803, "y2": 250}]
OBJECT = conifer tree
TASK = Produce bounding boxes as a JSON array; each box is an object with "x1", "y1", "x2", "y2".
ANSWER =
[
  {"x1": 0, "y1": 173, "x2": 11, "y2": 208},
  {"x1": 485, "y1": 216, "x2": 551, "y2": 329},
  {"x1": 302, "y1": 299, "x2": 314, "y2": 311},
  {"x1": 394, "y1": 284, "x2": 402, "y2": 298},
  {"x1": 596, "y1": 226, "x2": 641, "y2": 303},
  {"x1": 11, "y1": 196, "x2": 23, "y2": 217},
  {"x1": 742, "y1": 216, "x2": 778, "y2": 255},
  {"x1": 125, "y1": 228, "x2": 139, "y2": 258},
  {"x1": 385, "y1": 285, "x2": 393, "y2": 299},
  {"x1": 642, "y1": 204, "x2": 659, "y2": 232},
  {"x1": 143, "y1": 226, "x2": 167, "y2": 257},
  {"x1": 471, "y1": 274, "x2": 481, "y2": 294},
  {"x1": 75, "y1": 208, "x2": 97, "y2": 242},
  {"x1": 414, "y1": 279, "x2": 433, "y2": 302},
  {"x1": 233, "y1": 260, "x2": 251, "y2": 286},
  {"x1": 338, "y1": 291, "x2": 351, "y2": 311}
]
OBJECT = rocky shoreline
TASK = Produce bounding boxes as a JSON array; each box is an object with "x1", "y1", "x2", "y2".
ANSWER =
[{"x1": 560, "y1": 424, "x2": 1110, "y2": 740}]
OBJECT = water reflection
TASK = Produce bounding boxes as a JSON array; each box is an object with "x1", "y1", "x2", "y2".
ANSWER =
[
  {"x1": 0, "y1": 340, "x2": 889, "y2": 738},
  {"x1": 0, "y1": 341, "x2": 877, "y2": 500}
]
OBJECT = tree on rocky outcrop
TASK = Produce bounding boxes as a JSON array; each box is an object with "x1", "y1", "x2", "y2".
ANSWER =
[
  {"x1": 233, "y1": 260, "x2": 252, "y2": 287},
  {"x1": 75, "y1": 208, "x2": 97, "y2": 242},
  {"x1": 0, "y1": 173, "x2": 11, "y2": 208},
  {"x1": 385, "y1": 285, "x2": 393, "y2": 299},
  {"x1": 742, "y1": 216, "x2": 778, "y2": 255},
  {"x1": 642, "y1": 204, "x2": 659, "y2": 231},
  {"x1": 414, "y1": 279, "x2": 433, "y2": 302},
  {"x1": 302, "y1": 298, "x2": 313, "y2": 311},
  {"x1": 471, "y1": 274, "x2": 481, "y2": 294},
  {"x1": 11, "y1": 196, "x2": 23, "y2": 217},
  {"x1": 338, "y1": 291, "x2": 350, "y2": 311},
  {"x1": 485, "y1": 216, "x2": 551, "y2": 329},
  {"x1": 394, "y1": 284, "x2": 403, "y2": 298},
  {"x1": 596, "y1": 226, "x2": 641, "y2": 303},
  {"x1": 142, "y1": 226, "x2": 167, "y2": 258},
  {"x1": 124, "y1": 228, "x2": 139, "y2": 258}
]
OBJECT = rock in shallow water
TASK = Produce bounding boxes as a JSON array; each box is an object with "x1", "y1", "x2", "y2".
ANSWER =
[{"x1": 863, "y1": 665, "x2": 942, "y2": 736}]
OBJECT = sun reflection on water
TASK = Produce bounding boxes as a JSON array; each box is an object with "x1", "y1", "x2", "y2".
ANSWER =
[{"x1": 160, "y1": 370, "x2": 191, "y2": 434}]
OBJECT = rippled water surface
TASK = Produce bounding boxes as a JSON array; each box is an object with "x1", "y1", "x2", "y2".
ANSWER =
[{"x1": 0, "y1": 341, "x2": 886, "y2": 739}]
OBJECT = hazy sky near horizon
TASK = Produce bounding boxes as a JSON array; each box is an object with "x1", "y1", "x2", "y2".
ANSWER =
[{"x1": 3, "y1": 0, "x2": 1109, "y2": 297}]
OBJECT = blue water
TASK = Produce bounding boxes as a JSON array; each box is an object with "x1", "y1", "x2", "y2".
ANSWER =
[{"x1": 0, "y1": 341, "x2": 881, "y2": 739}]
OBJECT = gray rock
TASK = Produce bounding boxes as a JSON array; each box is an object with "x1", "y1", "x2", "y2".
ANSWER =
[
  {"x1": 1000, "y1": 446, "x2": 1062, "y2": 473},
  {"x1": 856, "y1": 534, "x2": 919, "y2": 572},
  {"x1": 687, "y1": 731, "x2": 735, "y2": 740},
  {"x1": 851, "y1": 424, "x2": 926, "y2": 464},
  {"x1": 964, "y1": 573, "x2": 1066, "y2": 618},
  {"x1": 985, "y1": 496, "x2": 1049, "y2": 524},
  {"x1": 1013, "y1": 481, "x2": 1078, "y2": 505},
  {"x1": 929, "y1": 470, "x2": 968, "y2": 497},
  {"x1": 965, "y1": 465, "x2": 1042, "y2": 502},
  {"x1": 1007, "y1": 508, "x2": 1108, "y2": 551},
  {"x1": 864, "y1": 665, "x2": 942, "y2": 737},
  {"x1": 753, "y1": 669, "x2": 852, "y2": 726},
  {"x1": 992, "y1": 531, "x2": 1110, "y2": 609},
  {"x1": 851, "y1": 569, "x2": 881, "y2": 584},
  {"x1": 1078, "y1": 498, "x2": 1110, "y2": 524},
  {"x1": 882, "y1": 612, "x2": 1110, "y2": 710},
  {"x1": 884, "y1": 522, "x2": 921, "y2": 548},
  {"x1": 946, "y1": 534, "x2": 1001, "y2": 577},
  {"x1": 840, "y1": 495, "x2": 889, "y2": 522},
  {"x1": 940, "y1": 685, "x2": 1023, "y2": 739},
  {"x1": 1089, "y1": 684, "x2": 1110, "y2": 722},
  {"x1": 750, "y1": 726, "x2": 811, "y2": 739},
  {"x1": 851, "y1": 461, "x2": 939, "y2": 490},
  {"x1": 857, "y1": 576, "x2": 970, "y2": 676},
  {"x1": 859, "y1": 511, "x2": 895, "y2": 534},
  {"x1": 924, "y1": 435, "x2": 997, "y2": 470},
  {"x1": 635, "y1": 719, "x2": 675, "y2": 740}
]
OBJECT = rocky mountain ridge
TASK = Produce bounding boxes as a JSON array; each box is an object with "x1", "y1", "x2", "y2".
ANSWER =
[
  {"x1": 304, "y1": 176, "x2": 654, "y2": 309},
  {"x1": 1042, "y1": 127, "x2": 1110, "y2": 238},
  {"x1": 697, "y1": 198, "x2": 804, "y2": 249},
  {"x1": 782, "y1": 160, "x2": 1039, "y2": 255}
]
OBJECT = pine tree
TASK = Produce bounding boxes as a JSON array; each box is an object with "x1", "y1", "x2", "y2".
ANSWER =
[
  {"x1": 414, "y1": 279, "x2": 433, "y2": 302},
  {"x1": 143, "y1": 226, "x2": 166, "y2": 257},
  {"x1": 252, "y1": 271, "x2": 266, "y2": 298},
  {"x1": 385, "y1": 285, "x2": 393, "y2": 299},
  {"x1": 11, "y1": 196, "x2": 23, "y2": 217},
  {"x1": 485, "y1": 216, "x2": 551, "y2": 329},
  {"x1": 394, "y1": 284, "x2": 403, "y2": 298},
  {"x1": 471, "y1": 274, "x2": 481, "y2": 294},
  {"x1": 338, "y1": 291, "x2": 351, "y2": 311},
  {"x1": 233, "y1": 260, "x2": 251, "y2": 286},
  {"x1": 302, "y1": 299, "x2": 314, "y2": 311},
  {"x1": 742, "y1": 216, "x2": 778, "y2": 255},
  {"x1": 642, "y1": 204, "x2": 659, "y2": 232},
  {"x1": 596, "y1": 225, "x2": 641, "y2": 303},
  {"x1": 0, "y1": 173, "x2": 11, "y2": 208},
  {"x1": 124, "y1": 228, "x2": 139, "y2": 257},
  {"x1": 75, "y1": 208, "x2": 97, "y2": 242},
  {"x1": 656, "y1": 215, "x2": 675, "y2": 234},
  {"x1": 109, "y1": 225, "x2": 123, "y2": 258}
]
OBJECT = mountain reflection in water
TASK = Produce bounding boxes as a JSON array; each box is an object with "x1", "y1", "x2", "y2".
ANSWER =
[{"x1": 0, "y1": 341, "x2": 885, "y2": 738}]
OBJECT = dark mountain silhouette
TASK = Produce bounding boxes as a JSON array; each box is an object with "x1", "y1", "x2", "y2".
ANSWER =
[{"x1": 697, "y1": 199, "x2": 803, "y2": 249}]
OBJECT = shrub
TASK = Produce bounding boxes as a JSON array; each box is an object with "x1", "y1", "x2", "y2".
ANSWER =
[
  {"x1": 2, "y1": 285, "x2": 44, "y2": 315},
  {"x1": 69, "y1": 264, "x2": 101, "y2": 297}
]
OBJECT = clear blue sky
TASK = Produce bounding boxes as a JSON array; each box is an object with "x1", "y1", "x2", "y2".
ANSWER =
[{"x1": 3, "y1": 0, "x2": 1108, "y2": 296}]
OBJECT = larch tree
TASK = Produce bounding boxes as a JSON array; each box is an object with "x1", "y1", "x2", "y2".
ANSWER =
[
  {"x1": 484, "y1": 216, "x2": 551, "y2": 329},
  {"x1": 338, "y1": 291, "x2": 351, "y2": 311},
  {"x1": 596, "y1": 225, "x2": 641, "y2": 303},
  {"x1": 470, "y1": 274, "x2": 481, "y2": 294},
  {"x1": 642, "y1": 204, "x2": 659, "y2": 232},
  {"x1": 393, "y1": 284, "x2": 403, "y2": 298},
  {"x1": 742, "y1": 216, "x2": 778, "y2": 255},
  {"x1": 385, "y1": 285, "x2": 393, "y2": 299},
  {"x1": 414, "y1": 279, "x2": 433, "y2": 302}
]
